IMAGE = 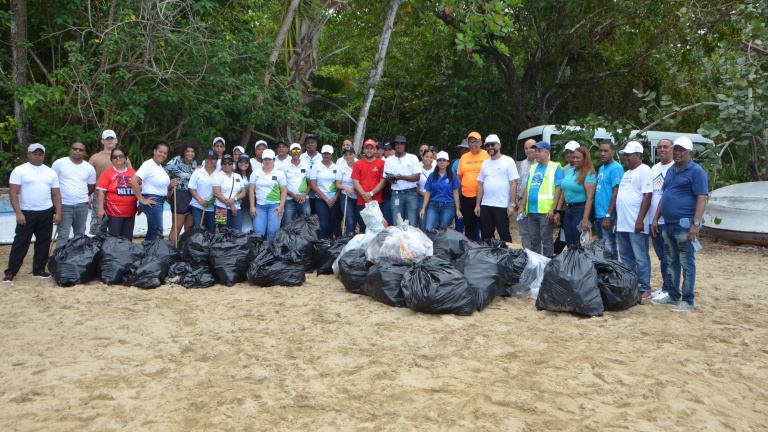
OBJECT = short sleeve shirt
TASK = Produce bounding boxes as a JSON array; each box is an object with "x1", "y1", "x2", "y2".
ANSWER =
[
  {"x1": 384, "y1": 153, "x2": 420, "y2": 191},
  {"x1": 424, "y1": 171, "x2": 460, "y2": 203},
  {"x1": 188, "y1": 168, "x2": 218, "y2": 211},
  {"x1": 250, "y1": 168, "x2": 287, "y2": 205},
  {"x1": 281, "y1": 160, "x2": 310, "y2": 200},
  {"x1": 89, "y1": 151, "x2": 133, "y2": 183},
  {"x1": 419, "y1": 163, "x2": 436, "y2": 193},
  {"x1": 134, "y1": 159, "x2": 170, "y2": 197},
  {"x1": 527, "y1": 163, "x2": 563, "y2": 214},
  {"x1": 457, "y1": 150, "x2": 490, "y2": 197},
  {"x1": 51, "y1": 157, "x2": 97, "y2": 205},
  {"x1": 96, "y1": 166, "x2": 137, "y2": 217},
  {"x1": 595, "y1": 161, "x2": 625, "y2": 219},
  {"x1": 9, "y1": 163, "x2": 59, "y2": 211},
  {"x1": 335, "y1": 159, "x2": 357, "y2": 198},
  {"x1": 212, "y1": 172, "x2": 244, "y2": 209},
  {"x1": 164, "y1": 156, "x2": 198, "y2": 190},
  {"x1": 649, "y1": 161, "x2": 674, "y2": 225},
  {"x1": 477, "y1": 155, "x2": 520, "y2": 208},
  {"x1": 616, "y1": 164, "x2": 653, "y2": 233},
  {"x1": 351, "y1": 158, "x2": 385, "y2": 205},
  {"x1": 310, "y1": 162, "x2": 338, "y2": 198},
  {"x1": 561, "y1": 169, "x2": 597, "y2": 204},
  {"x1": 660, "y1": 161, "x2": 708, "y2": 224}
]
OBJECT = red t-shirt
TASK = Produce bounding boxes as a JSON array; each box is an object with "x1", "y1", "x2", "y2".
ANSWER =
[
  {"x1": 96, "y1": 167, "x2": 138, "y2": 217},
  {"x1": 351, "y1": 158, "x2": 386, "y2": 205}
]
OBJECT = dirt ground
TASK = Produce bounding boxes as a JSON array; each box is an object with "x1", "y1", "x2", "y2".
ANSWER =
[{"x1": 1, "y1": 234, "x2": 767, "y2": 431}]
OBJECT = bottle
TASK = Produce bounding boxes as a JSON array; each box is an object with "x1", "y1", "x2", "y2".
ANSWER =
[{"x1": 692, "y1": 238, "x2": 703, "y2": 251}]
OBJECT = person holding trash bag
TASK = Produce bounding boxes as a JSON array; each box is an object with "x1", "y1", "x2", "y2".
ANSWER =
[
  {"x1": 420, "y1": 151, "x2": 461, "y2": 232},
  {"x1": 384, "y1": 135, "x2": 421, "y2": 227},
  {"x1": 310, "y1": 145, "x2": 342, "y2": 239},
  {"x1": 188, "y1": 150, "x2": 219, "y2": 233},
  {"x1": 336, "y1": 145, "x2": 361, "y2": 234},
  {"x1": 352, "y1": 139, "x2": 386, "y2": 223},
  {"x1": 518, "y1": 141, "x2": 563, "y2": 256},
  {"x1": 249, "y1": 149, "x2": 287, "y2": 244},
  {"x1": 96, "y1": 147, "x2": 138, "y2": 240},
  {"x1": 235, "y1": 154, "x2": 254, "y2": 232},
  {"x1": 164, "y1": 140, "x2": 199, "y2": 245},
  {"x1": 131, "y1": 140, "x2": 178, "y2": 241},
  {"x1": 282, "y1": 143, "x2": 311, "y2": 224},
  {"x1": 556, "y1": 146, "x2": 596, "y2": 247},
  {"x1": 212, "y1": 154, "x2": 245, "y2": 231},
  {"x1": 474, "y1": 134, "x2": 519, "y2": 243}
]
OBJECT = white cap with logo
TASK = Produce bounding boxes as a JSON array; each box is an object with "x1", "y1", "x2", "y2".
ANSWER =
[
  {"x1": 619, "y1": 141, "x2": 644, "y2": 154},
  {"x1": 484, "y1": 134, "x2": 500, "y2": 144},
  {"x1": 672, "y1": 136, "x2": 693, "y2": 151},
  {"x1": 102, "y1": 130, "x2": 117, "y2": 140}
]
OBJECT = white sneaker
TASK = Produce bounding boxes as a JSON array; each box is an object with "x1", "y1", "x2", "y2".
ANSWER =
[{"x1": 652, "y1": 290, "x2": 669, "y2": 301}]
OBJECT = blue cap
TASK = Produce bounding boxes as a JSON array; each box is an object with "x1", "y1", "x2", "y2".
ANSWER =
[{"x1": 533, "y1": 141, "x2": 551, "y2": 151}]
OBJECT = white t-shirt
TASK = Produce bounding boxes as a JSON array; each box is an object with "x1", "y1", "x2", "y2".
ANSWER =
[
  {"x1": 616, "y1": 164, "x2": 653, "y2": 233},
  {"x1": 281, "y1": 160, "x2": 310, "y2": 201},
  {"x1": 419, "y1": 163, "x2": 436, "y2": 193},
  {"x1": 650, "y1": 161, "x2": 674, "y2": 225},
  {"x1": 135, "y1": 159, "x2": 170, "y2": 197},
  {"x1": 9, "y1": 162, "x2": 60, "y2": 211},
  {"x1": 335, "y1": 159, "x2": 357, "y2": 198},
  {"x1": 51, "y1": 157, "x2": 97, "y2": 205},
  {"x1": 384, "y1": 153, "x2": 420, "y2": 191},
  {"x1": 188, "y1": 168, "x2": 218, "y2": 211},
  {"x1": 250, "y1": 168, "x2": 287, "y2": 205},
  {"x1": 477, "y1": 155, "x2": 521, "y2": 208},
  {"x1": 212, "y1": 171, "x2": 244, "y2": 209},
  {"x1": 250, "y1": 158, "x2": 263, "y2": 173},
  {"x1": 310, "y1": 162, "x2": 338, "y2": 199}
]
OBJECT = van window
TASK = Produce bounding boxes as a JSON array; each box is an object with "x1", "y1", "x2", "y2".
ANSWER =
[{"x1": 516, "y1": 134, "x2": 542, "y2": 160}]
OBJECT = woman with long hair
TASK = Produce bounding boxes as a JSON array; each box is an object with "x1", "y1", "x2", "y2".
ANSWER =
[
  {"x1": 235, "y1": 154, "x2": 254, "y2": 232},
  {"x1": 335, "y1": 145, "x2": 361, "y2": 234},
  {"x1": 164, "y1": 140, "x2": 198, "y2": 244},
  {"x1": 556, "y1": 146, "x2": 597, "y2": 247},
  {"x1": 419, "y1": 151, "x2": 461, "y2": 231},
  {"x1": 130, "y1": 140, "x2": 178, "y2": 241}
]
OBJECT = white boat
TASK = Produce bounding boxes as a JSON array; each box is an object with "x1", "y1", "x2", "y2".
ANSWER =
[{"x1": 702, "y1": 181, "x2": 768, "y2": 246}]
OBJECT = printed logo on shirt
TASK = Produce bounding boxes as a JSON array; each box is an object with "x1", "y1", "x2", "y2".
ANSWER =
[
  {"x1": 271, "y1": 176, "x2": 277, "y2": 181},
  {"x1": 301, "y1": 169, "x2": 306, "y2": 173},
  {"x1": 653, "y1": 173, "x2": 664, "y2": 193},
  {"x1": 597, "y1": 173, "x2": 604, "y2": 184},
  {"x1": 531, "y1": 172, "x2": 543, "y2": 188}
]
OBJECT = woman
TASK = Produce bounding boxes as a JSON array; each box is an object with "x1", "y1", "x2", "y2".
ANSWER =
[
  {"x1": 131, "y1": 140, "x2": 178, "y2": 241},
  {"x1": 164, "y1": 140, "x2": 198, "y2": 245},
  {"x1": 250, "y1": 149, "x2": 287, "y2": 244},
  {"x1": 417, "y1": 149, "x2": 436, "y2": 230},
  {"x1": 212, "y1": 154, "x2": 246, "y2": 231},
  {"x1": 556, "y1": 146, "x2": 597, "y2": 247},
  {"x1": 233, "y1": 145, "x2": 245, "y2": 162},
  {"x1": 212, "y1": 137, "x2": 226, "y2": 170},
  {"x1": 235, "y1": 154, "x2": 254, "y2": 232},
  {"x1": 188, "y1": 150, "x2": 220, "y2": 233},
  {"x1": 310, "y1": 145, "x2": 342, "y2": 239},
  {"x1": 96, "y1": 147, "x2": 138, "y2": 239},
  {"x1": 335, "y1": 145, "x2": 362, "y2": 234},
  {"x1": 282, "y1": 143, "x2": 311, "y2": 224},
  {"x1": 419, "y1": 151, "x2": 461, "y2": 232}
]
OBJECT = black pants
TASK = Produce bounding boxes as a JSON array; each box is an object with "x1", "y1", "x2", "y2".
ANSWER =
[
  {"x1": 460, "y1": 195, "x2": 479, "y2": 240},
  {"x1": 107, "y1": 216, "x2": 136, "y2": 240},
  {"x1": 479, "y1": 205, "x2": 512, "y2": 242},
  {"x1": 5, "y1": 207, "x2": 54, "y2": 275}
]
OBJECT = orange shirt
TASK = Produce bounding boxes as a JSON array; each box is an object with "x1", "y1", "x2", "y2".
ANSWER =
[{"x1": 457, "y1": 150, "x2": 490, "y2": 197}]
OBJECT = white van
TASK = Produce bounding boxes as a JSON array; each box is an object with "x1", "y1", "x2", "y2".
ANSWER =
[{"x1": 628, "y1": 130, "x2": 714, "y2": 164}]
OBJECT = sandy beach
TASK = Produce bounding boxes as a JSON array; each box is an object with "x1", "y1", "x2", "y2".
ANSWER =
[{"x1": 1, "y1": 235, "x2": 767, "y2": 431}]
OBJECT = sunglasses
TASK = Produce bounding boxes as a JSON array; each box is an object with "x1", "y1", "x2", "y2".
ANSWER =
[
  {"x1": 111, "y1": 154, "x2": 126, "y2": 159},
  {"x1": 222, "y1": 161, "x2": 233, "y2": 165},
  {"x1": 72, "y1": 147, "x2": 86, "y2": 152},
  {"x1": 290, "y1": 149, "x2": 302, "y2": 153}
]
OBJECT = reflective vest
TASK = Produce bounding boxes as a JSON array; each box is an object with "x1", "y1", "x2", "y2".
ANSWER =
[{"x1": 525, "y1": 161, "x2": 560, "y2": 214}]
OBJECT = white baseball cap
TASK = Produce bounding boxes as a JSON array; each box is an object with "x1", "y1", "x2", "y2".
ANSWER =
[
  {"x1": 484, "y1": 134, "x2": 500, "y2": 144},
  {"x1": 619, "y1": 141, "x2": 644, "y2": 154},
  {"x1": 672, "y1": 136, "x2": 693, "y2": 151},
  {"x1": 28, "y1": 143, "x2": 45, "y2": 153},
  {"x1": 290, "y1": 143, "x2": 302, "y2": 151},
  {"x1": 255, "y1": 140, "x2": 268, "y2": 149},
  {"x1": 436, "y1": 151, "x2": 449, "y2": 161},
  {"x1": 233, "y1": 145, "x2": 245, "y2": 154},
  {"x1": 212, "y1": 137, "x2": 226, "y2": 146},
  {"x1": 262, "y1": 149, "x2": 276, "y2": 159},
  {"x1": 564, "y1": 141, "x2": 580, "y2": 152},
  {"x1": 321, "y1": 145, "x2": 334, "y2": 154},
  {"x1": 101, "y1": 130, "x2": 117, "y2": 139}
]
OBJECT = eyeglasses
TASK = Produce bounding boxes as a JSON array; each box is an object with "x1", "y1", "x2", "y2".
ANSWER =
[
  {"x1": 111, "y1": 154, "x2": 126, "y2": 159},
  {"x1": 71, "y1": 147, "x2": 86, "y2": 152},
  {"x1": 468, "y1": 139, "x2": 481, "y2": 144},
  {"x1": 222, "y1": 161, "x2": 233, "y2": 165}
]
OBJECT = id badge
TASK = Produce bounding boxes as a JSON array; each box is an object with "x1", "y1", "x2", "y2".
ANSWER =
[
  {"x1": 394, "y1": 198, "x2": 400, "y2": 206},
  {"x1": 215, "y1": 207, "x2": 227, "y2": 225}
]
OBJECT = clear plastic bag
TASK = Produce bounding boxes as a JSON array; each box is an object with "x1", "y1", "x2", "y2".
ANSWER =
[
  {"x1": 332, "y1": 233, "x2": 377, "y2": 275},
  {"x1": 511, "y1": 249, "x2": 551, "y2": 300},
  {"x1": 360, "y1": 201, "x2": 386, "y2": 234},
  {"x1": 365, "y1": 225, "x2": 433, "y2": 264}
]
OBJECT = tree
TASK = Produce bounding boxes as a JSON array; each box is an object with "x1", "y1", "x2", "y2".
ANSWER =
[{"x1": 10, "y1": 0, "x2": 30, "y2": 148}]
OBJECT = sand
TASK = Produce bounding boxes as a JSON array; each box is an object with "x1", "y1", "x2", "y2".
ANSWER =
[{"x1": 1, "y1": 236, "x2": 767, "y2": 431}]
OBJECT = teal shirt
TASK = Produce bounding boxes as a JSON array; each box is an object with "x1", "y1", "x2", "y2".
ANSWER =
[{"x1": 561, "y1": 169, "x2": 597, "y2": 204}]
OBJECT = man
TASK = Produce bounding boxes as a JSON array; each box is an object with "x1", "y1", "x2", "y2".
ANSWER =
[
  {"x1": 594, "y1": 140, "x2": 623, "y2": 260},
  {"x1": 417, "y1": 143, "x2": 430, "y2": 161},
  {"x1": 380, "y1": 143, "x2": 395, "y2": 225},
  {"x1": 4, "y1": 144, "x2": 62, "y2": 282},
  {"x1": 452, "y1": 139, "x2": 471, "y2": 235},
  {"x1": 88, "y1": 129, "x2": 132, "y2": 235},
  {"x1": 274, "y1": 141, "x2": 290, "y2": 171},
  {"x1": 562, "y1": 140, "x2": 580, "y2": 176},
  {"x1": 352, "y1": 139, "x2": 387, "y2": 225},
  {"x1": 651, "y1": 137, "x2": 708, "y2": 312},
  {"x1": 518, "y1": 141, "x2": 563, "y2": 256},
  {"x1": 383, "y1": 135, "x2": 421, "y2": 227},
  {"x1": 474, "y1": 134, "x2": 519, "y2": 242},
  {"x1": 375, "y1": 142, "x2": 385, "y2": 160},
  {"x1": 52, "y1": 141, "x2": 96, "y2": 249},
  {"x1": 300, "y1": 135, "x2": 322, "y2": 213},
  {"x1": 516, "y1": 138, "x2": 536, "y2": 249},
  {"x1": 457, "y1": 132, "x2": 490, "y2": 239},
  {"x1": 250, "y1": 140, "x2": 268, "y2": 171},
  {"x1": 649, "y1": 139, "x2": 675, "y2": 300},
  {"x1": 615, "y1": 141, "x2": 654, "y2": 299}
]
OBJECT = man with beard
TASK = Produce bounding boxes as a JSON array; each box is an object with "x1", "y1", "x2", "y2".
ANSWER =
[
  {"x1": 352, "y1": 139, "x2": 387, "y2": 231},
  {"x1": 474, "y1": 134, "x2": 519, "y2": 242}
]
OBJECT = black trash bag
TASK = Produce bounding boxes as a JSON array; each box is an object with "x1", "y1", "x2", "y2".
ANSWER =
[
  {"x1": 314, "y1": 235, "x2": 354, "y2": 275},
  {"x1": 247, "y1": 233, "x2": 270, "y2": 257},
  {"x1": 582, "y1": 239, "x2": 607, "y2": 261},
  {"x1": 179, "y1": 227, "x2": 214, "y2": 264},
  {"x1": 247, "y1": 249, "x2": 305, "y2": 287},
  {"x1": 48, "y1": 235, "x2": 101, "y2": 287},
  {"x1": 401, "y1": 256, "x2": 475, "y2": 316},
  {"x1": 455, "y1": 247, "x2": 512, "y2": 311},
  {"x1": 501, "y1": 249, "x2": 528, "y2": 297},
  {"x1": 123, "y1": 257, "x2": 170, "y2": 289},
  {"x1": 428, "y1": 226, "x2": 479, "y2": 264},
  {"x1": 272, "y1": 215, "x2": 321, "y2": 272},
  {"x1": 595, "y1": 260, "x2": 640, "y2": 311},
  {"x1": 536, "y1": 247, "x2": 603, "y2": 317},
  {"x1": 208, "y1": 228, "x2": 252, "y2": 286},
  {"x1": 166, "y1": 261, "x2": 217, "y2": 289},
  {"x1": 99, "y1": 236, "x2": 145, "y2": 285},
  {"x1": 481, "y1": 238, "x2": 509, "y2": 249},
  {"x1": 311, "y1": 238, "x2": 334, "y2": 268},
  {"x1": 141, "y1": 232, "x2": 180, "y2": 263},
  {"x1": 337, "y1": 249, "x2": 373, "y2": 295},
  {"x1": 363, "y1": 258, "x2": 411, "y2": 308}
]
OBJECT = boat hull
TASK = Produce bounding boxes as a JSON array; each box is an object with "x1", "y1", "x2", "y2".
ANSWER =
[{"x1": 702, "y1": 181, "x2": 768, "y2": 246}]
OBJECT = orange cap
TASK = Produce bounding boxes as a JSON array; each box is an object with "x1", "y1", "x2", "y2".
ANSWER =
[{"x1": 467, "y1": 131, "x2": 481, "y2": 141}]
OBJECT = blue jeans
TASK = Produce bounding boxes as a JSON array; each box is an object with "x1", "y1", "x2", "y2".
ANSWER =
[
  {"x1": 382, "y1": 199, "x2": 394, "y2": 227},
  {"x1": 417, "y1": 195, "x2": 429, "y2": 230},
  {"x1": 314, "y1": 196, "x2": 341, "y2": 239},
  {"x1": 241, "y1": 211, "x2": 254, "y2": 233},
  {"x1": 617, "y1": 231, "x2": 652, "y2": 293},
  {"x1": 342, "y1": 194, "x2": 364, "y2": 234},
  {"x1": 253, "y1": 203, "x2": 282, "y2": 244},
  {"x1": 56, "y1": 202, "x2": 90, "y2": 249},
  {"x1": 390, "y1": 188, "x2": 418, "y2": 227},
  {"x1": 662, "y1": 223, "x2": 697, "y2": 305},
  {"x1": 425, "y1": 201, "x2": 456, "y2": 231},
  {"x1": 191, "y1": 206, "x2": 215, "y2": 233},
  {"x1": 594, "y1": 217, "x2": 618, "y2": 260},
  {"x1": 139, "y1": 196, "x2": 166, "y2": 241},
  {"x1": 283, "y1": 198, "x2": 310, "y2": 225},
  {"x1": 651, "y1": 227, "x2": 672, "y2": 291},
  {"x1": 563, "y1": 204, "x2": 586, "y2": 247}
]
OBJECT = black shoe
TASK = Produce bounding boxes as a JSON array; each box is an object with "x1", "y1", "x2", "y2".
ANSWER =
[
  {"x1": 3, "y1": 274, "x2": 14, "y2": 283},
  {"x1": 32, "y1": 270, "x2": 51, "y2": 279}
]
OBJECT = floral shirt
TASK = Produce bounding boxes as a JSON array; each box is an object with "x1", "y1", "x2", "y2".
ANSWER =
[{"x1": 164, "y1": 156, "x2": 198, "y2": 190}]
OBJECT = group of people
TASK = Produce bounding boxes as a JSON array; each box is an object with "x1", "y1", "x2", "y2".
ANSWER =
[{"x1": 4, "y1": 129, "x2": 708, "y2": 313}]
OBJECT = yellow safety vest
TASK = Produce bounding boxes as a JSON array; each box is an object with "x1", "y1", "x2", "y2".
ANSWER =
[{"x1": 525, "y1": 161, "x2": 560, "y2": 214}]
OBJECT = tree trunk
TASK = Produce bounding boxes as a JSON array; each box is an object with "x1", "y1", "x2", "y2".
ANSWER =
[
  {"x1": 352, "y1": 0, "x2": 401, "y2": 154},
  {"x1": 11, "y1": 0, "x2": 31, "y2": 149}
]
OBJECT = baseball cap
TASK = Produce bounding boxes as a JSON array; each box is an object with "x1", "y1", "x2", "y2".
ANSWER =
[
  {"x1": 343, "y1": 146, "x2": 355, "y2": 154},
  {"x1": 303, "y1": 134, "x2": 317, "y2": 143},
  {"x1": 101, "y1": 130, "x2": 117, "y2": 140},
  {"x1": 262, "y1": 149, "x2": 276, "y2": 159},
  {"x1": 321, "y1": 145, "x2": 334, "y2": 154},
  {"x1": 221, "y1": 154, "x2": 234, "y2": 162},
  {"x1": 619, "y1": 141, "x2": 644, "y2": 154},
  {"x1": 364, "y1": 139, "x2": 377, "y2": 148},
  {"x1": 290, "y1": 143, "x2": 302, "y2": 151},
  {"x1": 455, "y1": 139, "x2": 469, "y2": 150},
  {"x1": 533, "y1": 141, "x2": 551, "y2": 151},
  {"x1": 203, "y1": 149, "x2": 218, "y2": 159},
  {"x1": 28, "y1": 143, "x2": 45, "y2": 153},
  {"x1": 233, "y1": 145, "x2": 245, "y2": 154},
  {"x1": 564, "y1": 141, "x2": 580, "y2": 152},
  {"x1": 392, "y1": 135, "x2": 407, "y2": 144},
  {"x1": 255, "y1": 140, "x2": 268, "y2": 149},
  {"x1": 484, "y1": 134, "x2": 500, "y2": 144},
  {"x1": 212, "y1": 137, "x2": 225, "y2": 146},
  {"x1": 276, "y1": 140, "x2": 288, "y2": 147},
  {"x1": 436, "y1": 151, "x2": 449, "y2": 161},
  {"x1": 466, "y1": 131, "x2": 481, "y2": 141},
  {"x1": 672, "y1": 136, "x2": 693, "y2": 151},
  {"x1": 382, "y1": 142, "x2": 392, "y2": 149},
  {"x1": 238, "y1": 154, "x2": 250, "y2": 163}
]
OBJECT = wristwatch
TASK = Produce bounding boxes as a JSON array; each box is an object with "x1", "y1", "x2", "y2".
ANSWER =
[
  {"x1": 605, "y1": 212, "x2": 612, "y2": 218},
  {"x1": 693, "y1": 220, "x2": 701, "y2": 227}
]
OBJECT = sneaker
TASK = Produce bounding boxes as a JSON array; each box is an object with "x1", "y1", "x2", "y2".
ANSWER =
[
  {"x1": 3, "y1": 274, "x2": 14, "y2": 283},
  {"x1": 671, "y1": 301, "x2": 695, "y2": 312},
  {"x1": 32, "y1": 270, "x2": 51, "y2": 279},
  {"x1": 651, "y1": 290, "x2": 669, "y2": 301},
  {"x1": 651, "y1": 296, "x2": 681, "y2": 306},
  {"x1": 641, "y1": 291, "x2": 652, "y2": 299}
]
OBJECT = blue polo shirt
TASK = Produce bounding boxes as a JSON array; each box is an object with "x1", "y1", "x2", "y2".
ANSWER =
[
  {"x1": 660, "y1": 161, "x2": 708, "y2": 224},
  {"x1": 424, "y1": 171, "x2": 460, "y2": 203},
  {"x1": 595, "y1": 161, "x2": 624, "y2": 219},
  {"x1": 561, "y1": 169, "x2": 597, "y2": 204}
]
